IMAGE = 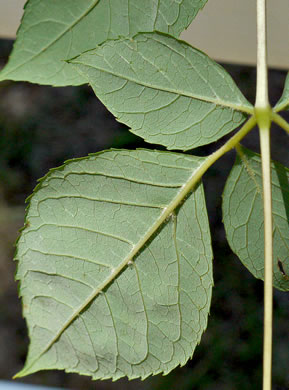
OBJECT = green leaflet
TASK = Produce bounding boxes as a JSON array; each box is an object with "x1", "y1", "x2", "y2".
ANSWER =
[
  {"x1": 222, "y1": 146, "x2": 289, "y2": 291},
  {"x1": 274, "y1": 73, "x2": 289, "y2": 112},
  {"x1": 0, "y1": 0, "x2": 207, "y2": 87},
  {"x1": 70, "y1": 32, "x2": 253, "y2": 151},
  {"x1": 15, "y1": 149, "x2": 213, "y2": 379}
]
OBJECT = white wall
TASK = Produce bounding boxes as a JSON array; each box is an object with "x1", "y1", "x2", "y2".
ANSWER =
[
  {"x1": 181, "y1": 0, "x2": 289, "y2": 70},
  {"x1": 0, "y1": 0, "x2": 25, "y2": 39},
  {"x1": 0, "y1": 0, "x2": 288, "y2": 69}
]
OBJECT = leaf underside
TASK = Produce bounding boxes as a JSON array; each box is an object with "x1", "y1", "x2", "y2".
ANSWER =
[
  {"x1": 0, "y1": 0, "x2": 207, "y2": 86},
  {"x1": 223, "y1": 146, "x2": 289, "y2": 291},
  {"x1": 16, "y1": 149, "x2": 213, "y2": 379},
  {"x1": 274, "y1": 72, "x2": 289, "y2": 112},
  {"x1": 70, "y1": 32, "x2": 252, "y2": 151}
]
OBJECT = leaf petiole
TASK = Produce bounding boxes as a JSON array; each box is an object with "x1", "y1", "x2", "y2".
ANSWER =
[{"x1": 271, "y1": 112, "x2": 289, "y2": 135}]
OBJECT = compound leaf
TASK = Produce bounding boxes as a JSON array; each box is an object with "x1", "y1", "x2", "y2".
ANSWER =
[
  {"x1": 15, "y1": 149, "x2": 213, "y2": 379},
  {"x1": 70, "y1": 32, "x2": 253, "y2": 151},
  {"x1": 274, "y1": 73, "x2": 289, "y2": 112},
  {"x1": 0, "y1": 0, "x2": 207, "y2": 86},
  {"x1": 223, "y1": 146, "x2": 289, "y2": 291}
]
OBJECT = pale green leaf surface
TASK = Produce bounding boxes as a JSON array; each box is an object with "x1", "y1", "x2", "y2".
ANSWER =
[
  {"x1": 0, "y1": 0, "x2": 207, "y2": 86},
  {"x1": 16, "y1": 149, "x2": 213, "y2": 379},
  {"x1": 70, "y1": 33, "x2": 253, "y2": 151},
  {"x1": 223, "y1": 146, "x2": 289, "y2": 291},
  {"x1": 274, "y1": 72, "x2": 289, "y2": 112}
]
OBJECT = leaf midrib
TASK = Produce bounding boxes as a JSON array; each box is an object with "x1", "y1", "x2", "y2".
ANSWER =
[
  {"x1": 72, "y1": 60, "x2": 253, "y2": 114},
  {"x1": 22, "y1": 158, "x2": 207, "y2": 375},
  {"x1": 0, "y1": 0, "x2": 101, "y2": 78}
]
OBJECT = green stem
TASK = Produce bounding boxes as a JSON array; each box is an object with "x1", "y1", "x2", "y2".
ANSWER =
[
  {"x1": 259, "y1": 120, "x2": 273, "y2": 390},
  {"x1": 255, "y1": 0, "x2": 269, "y2": 108},
  {"x1": 255, "y1": 0, "x2": 273, "y2": 389},
  {"x1": 271, "y1": 112, "x2": 289, "y2": 135},
  {"x1": 197, "y1": 116, "x2": 256, "y2": 173}
]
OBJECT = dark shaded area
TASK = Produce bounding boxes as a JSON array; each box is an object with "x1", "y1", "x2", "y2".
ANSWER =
[{"x1": 0, "y1": 39, "x2": 288, "y2": 390}]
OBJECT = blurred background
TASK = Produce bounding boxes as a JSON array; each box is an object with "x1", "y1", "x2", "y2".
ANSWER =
[{"x1": 0, "y1": 1, "x2": 289, "y2": 389}]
